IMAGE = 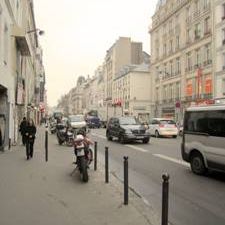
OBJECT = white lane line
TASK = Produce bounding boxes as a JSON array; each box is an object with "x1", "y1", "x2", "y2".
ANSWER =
[
  {"x1": 124, "y1": 145, "x2": 148, "y2": 152},
  {"x1": 90, "y1": 133, "x2": 189, "y2": 167},
  {"x1": 91, "y1": 133, "x2": 106, "y2": 139},
  {"x1": 153, "y1": 154, "x2": 189, "y2": 167}
]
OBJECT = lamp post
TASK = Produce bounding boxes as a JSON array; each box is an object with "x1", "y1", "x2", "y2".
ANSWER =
[{"x1": 27, "y1": 28, "x2": 45, "y2": 36}]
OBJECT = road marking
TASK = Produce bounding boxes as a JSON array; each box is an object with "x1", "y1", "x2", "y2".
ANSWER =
[
  {"x1": 153, "y1": 154, "x2": 189, "y2": 167},
  {"x1": 91, "y1": 133, "x2": 106, "y2": 139},
  {"x1": 90, "y1": 133, "x2": 189, "y2": 167},
  {"x1": 125, "y1": 145, "x2": 148, "y2": 152}
]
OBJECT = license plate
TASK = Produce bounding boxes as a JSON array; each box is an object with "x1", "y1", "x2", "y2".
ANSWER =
[{"x1": 77, "y1": 149, "x2": 85, "y2": 156}]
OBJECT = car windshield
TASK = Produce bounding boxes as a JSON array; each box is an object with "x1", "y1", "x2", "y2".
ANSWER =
[
  {"x1": 160, "y1": 120, "x2": 175, "y2": 125},
  {"x1": 119, "y1": 117, "x2": 140, "y2": 125},
  {"x1": 70, "y1": 115, "x2": 84, "y2": 122}
]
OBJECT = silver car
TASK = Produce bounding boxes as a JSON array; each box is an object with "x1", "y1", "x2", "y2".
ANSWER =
[{"x1": 149, "y1": 118, "x2": 178, "y2": 138}]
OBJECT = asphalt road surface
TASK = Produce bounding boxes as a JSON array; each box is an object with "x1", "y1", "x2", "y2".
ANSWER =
[{"x1": 90, "y1": 128, "x2": 225, "y2": 225}]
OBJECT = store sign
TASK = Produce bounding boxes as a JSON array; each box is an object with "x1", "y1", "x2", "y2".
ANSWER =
[
  {"x1": 205, "y1": 79, "x2": 212, "y2": 94},
  {"x1": 186, "y1": 83, "x2": 192, "y2": 96}
]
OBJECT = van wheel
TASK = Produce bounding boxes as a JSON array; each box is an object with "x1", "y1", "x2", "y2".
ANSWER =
[{"x1": 190, "y1": 152, "x2": 206, "y2": 175}]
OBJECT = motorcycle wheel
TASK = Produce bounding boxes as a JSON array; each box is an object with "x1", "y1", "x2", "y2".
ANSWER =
[{"x1": 80, "y1": 156, "x2": 89, "y2": 182}]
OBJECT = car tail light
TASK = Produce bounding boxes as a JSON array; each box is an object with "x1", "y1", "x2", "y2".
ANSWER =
[{"x1": 159, "y1": 124, "x2": 164, "y2": 128}]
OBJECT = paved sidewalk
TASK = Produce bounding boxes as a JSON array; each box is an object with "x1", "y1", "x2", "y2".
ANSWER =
[{"x1": 0, "y1": 126, "x2": 160, "y2": 225}]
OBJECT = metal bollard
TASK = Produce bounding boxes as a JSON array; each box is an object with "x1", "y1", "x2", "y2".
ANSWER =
[
  {"x1": 105, "y1": 147, "x2": 109, "y2": 183},
  {"x1": 8, "y1": 138, "x2": 11, "y2": 150},
  {"x1": 124, "y1": 156, "x2": 129, "y2": 205},
  {"x1": 161, "y1": 173, "x2": 170, "y2": 225},
  {"x1": 94, "y1": 141, "x2": 97, "y2": 171},
  {"x1": 45, "y1": 125, "x2": 48, "y2": 162}
]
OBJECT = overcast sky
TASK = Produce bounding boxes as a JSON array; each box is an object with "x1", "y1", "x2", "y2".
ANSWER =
[{"x1": 34, "y1": 0, "x2": 158, "y2": 107}]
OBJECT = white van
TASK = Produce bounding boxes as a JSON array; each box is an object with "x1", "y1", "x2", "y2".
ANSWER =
[{"x1": 181, "y1": 104, "x2": 225, "y2": 175}]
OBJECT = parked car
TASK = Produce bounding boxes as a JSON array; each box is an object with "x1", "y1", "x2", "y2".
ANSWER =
[
  {"x1": 181, "y1": 103, "x2": 225, "y2": 175},
  {"x1": 106, "y1": 116, "x2": 150, "y2": 144},
  {"x1": 149, "y1": 118, "x2": 178, "y2": 138},
  {"x1": 68, "y1": 115, "x2": 87, "y2": 133}
]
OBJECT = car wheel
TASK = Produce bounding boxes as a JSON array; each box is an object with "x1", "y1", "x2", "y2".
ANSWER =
[
  {"x1": 106, "y1": 131, "x2": 112, "y2": 141},
  {"x1": 155, "y1": 130, "x2": 160, "y2": 138},
  {"x1": 190, "y1": 152, "x2": 206, "y2": 175},
  {"x1": 119, "y1": 135, "x2": 125, "y2": 144},
  {"x1": 143, "y1": 138, "x2": 150, "y2": 144},
  {"x1": 173, "y1": 135, "x2": 177, "y2": 138}
]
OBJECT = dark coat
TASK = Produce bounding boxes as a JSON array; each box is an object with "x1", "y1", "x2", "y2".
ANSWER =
[
  {"x1": 19, "y1": 120, "x2": 27, "y2": 135},
  {"x1": 25, "y1": 125, "x2": 36, "y2": 142}
]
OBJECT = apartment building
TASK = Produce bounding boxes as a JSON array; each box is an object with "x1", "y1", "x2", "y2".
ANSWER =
[
  {"x1": 83, "y1": 66, "x2": 105, "y2": 118},
  {"x1": 150, "y1": 0, "x2": 212, "y2": 121},
  {"x1": 0, "y1": 0, "x2": 45, "y2": 150},
  {"x1": 104, "y1": 37, "x2": 144, "y2": 120},
  {"x1": 214, "y1": 0, "x2": 225, "y2": 98},
  {"x1": 113, "y1": 64, "x2": 151, "y2": 122}
]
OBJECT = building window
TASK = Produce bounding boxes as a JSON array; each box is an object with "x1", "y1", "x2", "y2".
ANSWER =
[
  {"x1": 186, "y1": 52, "x2": 192, "y2": 71},
  {"x1": 164, "y1": 63, "x2": 167, "y2": 78},
  {"x1": 195, "y1": 49, "x2": 201, "y2": 67},
  {"x1": 194, "y1": 23, "x2": 201, "y2": 40},
  {"x1": 203, "y1": 0, "x2": 210, "y2": 9},
  {"x1": 186, "y1": 28, "x2": 191, "y2": 43},
  {"x1": 163, "y1": 43, "x2": 167, "y2": 55},
  {"x1": 176, "y1": 35, "x2": 180, "y2": 49},
  {"x1": 169, "y1": 40, "x2": 173, "y2": 53},
  {"x1": 204, "y1": 17, "x2": 210, "y2": 35},
  {"x1": 222, "y1": 29, "x2": 225, "y2": 45},
  {"x1": 156, "y1": 87, "x2": 159, "y2": 102},
  {"x1": 204, "y1": 44, "x2": 211, "y2": 64},
  {"x1": 223, "y1": 79, "x2": 225, "y2": 95},
  {"x1": 222, "y1": 4, "x2": 225, "y2": 20},
  {"x1": 175, "y1": 82, "x2": 180, "y2": 99},
  {"x1": 223, "y1": 53, "x2": 225, "y2": 70},
  {"x1": 169, "y1": 61, "x2": 173, "y2": 76},
  {"x1": 176, "y1": 57, "x2": 180, "y2": 74},
  {"x1": 3, "y1": 23, "x2": 8, "y2": 65}
]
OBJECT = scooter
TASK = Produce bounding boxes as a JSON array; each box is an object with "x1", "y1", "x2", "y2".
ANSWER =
[
  {"x1": 70, "y1": 135, "x2": 93, "y2": 182},
  {"x1": 56, "y1": 124, "x2": 74, "y2": 146}
]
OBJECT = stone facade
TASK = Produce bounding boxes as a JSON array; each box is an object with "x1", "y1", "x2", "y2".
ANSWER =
[{"x1": 150, "y1": 0, "x2": 212, "y2": 121}]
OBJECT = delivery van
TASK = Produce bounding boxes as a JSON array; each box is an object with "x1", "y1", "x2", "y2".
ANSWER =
[{"x1": 181, "y1": 103, "x2": 225, "y2": 175}]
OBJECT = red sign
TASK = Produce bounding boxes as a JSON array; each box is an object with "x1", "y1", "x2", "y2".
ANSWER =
[
  {"x1": 205, "y1": 79, "x2": 212, "y2": 94},
  {"x1": 186, "y1": 84, "x2": 192, "y2": 96}
]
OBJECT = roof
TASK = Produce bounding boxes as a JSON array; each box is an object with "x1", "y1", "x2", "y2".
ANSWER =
[{"x1": 155, "y1": 0, "x2": 167, "y2": 12}]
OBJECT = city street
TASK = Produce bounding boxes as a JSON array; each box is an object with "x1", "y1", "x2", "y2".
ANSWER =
[{"x1": 90, "y1": 128, "x2": 225, "y2": 225}]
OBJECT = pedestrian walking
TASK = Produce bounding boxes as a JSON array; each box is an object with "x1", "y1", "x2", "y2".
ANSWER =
[
  {"x1": 19, "y1": 117, "x2": 27, "y2": 145},
  {"x1": 25, "y1": 119, "x2": 36, "y2": 160}
]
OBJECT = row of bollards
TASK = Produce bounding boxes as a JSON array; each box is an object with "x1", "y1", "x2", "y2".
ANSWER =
[
  {"x1": 44, "y1": 134, "x2": 169, "y2": 225},
  {"x1": 94, "y1": 141, "x2": 170, "y2": 225}
]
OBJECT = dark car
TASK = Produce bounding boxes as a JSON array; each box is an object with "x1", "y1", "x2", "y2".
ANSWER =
[
  {"x1": 86, "y1": 116, "x2": 101, "y2": 128},
  {"x1": 106, "y1": 116, "x2": 150, "y2": 144}
]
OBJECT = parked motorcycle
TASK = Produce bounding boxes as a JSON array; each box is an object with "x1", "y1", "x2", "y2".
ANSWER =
[
  {"x1": 56, "y1": 123, "x2": 74, "y2": 146},
  {"x1": 50, "y1": 121, "x2": 57, "y2": 134},
  {"x1": 71, "y1": 134, "x2": 93, "y2": 182}
]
